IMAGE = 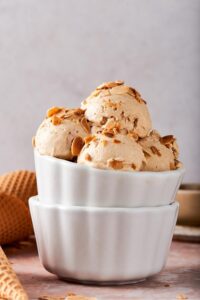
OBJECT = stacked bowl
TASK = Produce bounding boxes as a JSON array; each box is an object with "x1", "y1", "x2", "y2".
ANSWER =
[
  {"x1": 30, "y1": 81, "x2": 184, "y2": 284},
  {"x1": 30, "y1": 150, "x2": 184, "y2": 284}
]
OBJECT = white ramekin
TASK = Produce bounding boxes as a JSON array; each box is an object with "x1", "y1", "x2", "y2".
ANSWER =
[
  {"x1": 34, "y1": 150, "x2": 184, "y2": 207},
  {"x1": 29, "y1": 196, "x2": 179, "y2": 284}
]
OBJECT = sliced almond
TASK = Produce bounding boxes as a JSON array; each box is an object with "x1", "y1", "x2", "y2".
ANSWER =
[
  {"x1": 104, "y1": 100, "x2": 119, "y2": 110},
  {"x1": 73, "y1": 108, "x2": 84, "y2": 116},
  {"x1": 51, "y1": 115, "x2": 62, "y2": 125},
  {"x1": 113, "y1": 127, "x2": 120, "y2": 134},
  {"x1": 150, "y1": 130, "x2": 161, "y2": 139},
  {"x1": 160, "y1": 135, "x2": 175, "y2": 145},
  {"x1": 143, "y1": 150, "x2": 151, "y2": 158},
  {"x1": 46, "y1": 106, "x2": 62, "y2": 118},
  {"x1": 59, "y1": 113, "x2": 67, "y2": 119},
  {"x1": 85, "y1": 153, "x2": 92, "y2": 161},
  {"x1": 104, "y1": 119, "x2": 120, "y2": 131},
  {"x1": 113, "y1": 139, "x2": 121, "y2": 144},
  {"x1": 88, "y1": 89, "x2": 101, "y2": 98},
  {"x1": 84, "y1": 135, "x2": 95, "y2": 144},
  {"x1": 134, "y1": 118, "x2": 138, "y2": 128},
  {"x1": 81, "y1": 117, "x2": 90, "y2": 133},
  {"x1": 96, "y1": 80, "x2": 124, "y2": 90},
  {"x1": 174, "y1": 159, "x2": 182, "y2": 169},
  {"x1": 103, "y1": 131, "x2": 114, "y2": 138},
  {"x1": 128, "y1": 131, "x2": 139, "y2": 140},
  {"x1": 110, "y1": 85, "x2": 130, "y2": 95},
  {"x1": 100, "y1": 116, "x2": 108, "y2": 125},
  {"x1": 128, "y1": 87, "x2": 140, "y2": 97},
  {"x1": 128, "y1": 88, "x2": 145, "y2": 104},
  {"x1": 99, "y1": 89, "x2": 111, "y2": 97},
  {"x1": 141, "y1": 98, "x2": 147, "y2": 104},
  {"x1": 108, "y1": 159, "x2": 123, "y2": 170},
  {"x1": 150, "y1": 146, "x2": 161, "y2": 156},
  {"x1": 131, "y1": 163, "x2": 136, "y2": 170},
  {"x1": 172, "y1": 146, "x2": 179, "y2": 159},
  {"x1": 63, "y1": 111, "x2": 75, "y2": 119},
  {"x1": 71, "y1": 136, "x2": 85, "y2": 156},
  {"x1": 170, "y1": 162, "x2": 176, "y2": 170},
  {"x1": 64, "y1": 108, "x2": 84, "y2": 119}
]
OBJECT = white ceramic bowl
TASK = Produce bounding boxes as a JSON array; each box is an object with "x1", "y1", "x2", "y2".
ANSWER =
[
  {"x1": 34, "y1": 150, "x2": 184, "y2": 207},
  {"x1": 29, "y1": 196, "x2": 179, "y2": 284}
]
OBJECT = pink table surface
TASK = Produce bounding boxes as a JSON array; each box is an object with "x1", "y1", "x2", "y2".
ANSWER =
[{"x1": 3, "y1": 238, "x2": 200, "y2": 300}]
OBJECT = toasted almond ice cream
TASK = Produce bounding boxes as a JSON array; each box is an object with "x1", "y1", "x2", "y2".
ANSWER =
[
  {"x1": 81, "y1": 81, "x2": 152, "y2": 138},
  {"x1": 139, "y1": 130, "x2": 181, "y2": 171},
  {"x1": 32, "y1": 80, "x2": 182, "y2": 171},
  {"x1": 33, "y1": 107, "x2": 90, "y2": 160},
  {"x1": 78, "y1": 133, "x2": 146, "y2": 171}
]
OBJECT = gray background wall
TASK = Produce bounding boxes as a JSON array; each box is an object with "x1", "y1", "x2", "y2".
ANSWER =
[{"x1": 0, "y1": 0, "x2": 199, "y2": 182}]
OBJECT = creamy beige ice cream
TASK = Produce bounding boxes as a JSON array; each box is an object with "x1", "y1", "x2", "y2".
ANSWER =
[
  {"x1": 139, "y1": 130, "x2": 180, "y2": 171},
  {"x1": 33, "y1": 107, "x2": 90, "y2": 160},
  {"x1": 81, "y1": 81, "x2": 152, "y2": 138},
  {"x1": 33, "y1": 81, "x2": 182, "y2": 172},
  {"x1": 78, "y1": 131, "x2": 146, "y2": 171}
]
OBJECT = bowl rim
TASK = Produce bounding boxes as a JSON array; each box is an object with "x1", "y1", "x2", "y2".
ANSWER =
[
  {"x1": 29, "y1": 195, "x2": 179, "y2": 212},
  {"x1": 34, "y1": 150, "x2": 185, "y2": 177}
]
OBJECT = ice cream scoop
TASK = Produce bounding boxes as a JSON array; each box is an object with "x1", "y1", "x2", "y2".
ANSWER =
[
  {"x1": 81, "y1": 81, "x2": 152, "y2": 138},
  {"x1": 139, "y1": 130, "x2": 180, "y2": 171},
  {"x1": 33, "y1": 107, "x2": 90, "y2": 160},
  {"x1": 78, "y1": 132, "x2": 146, "y2": 171}
]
